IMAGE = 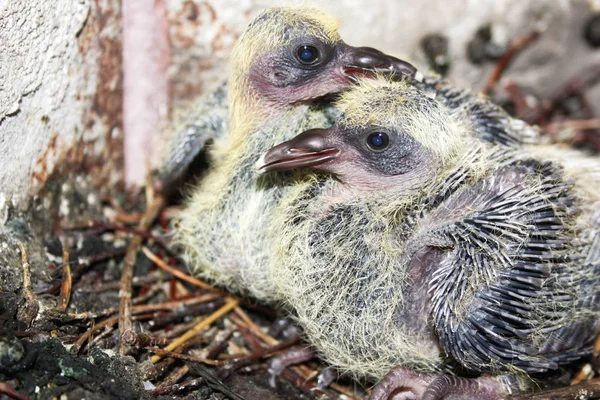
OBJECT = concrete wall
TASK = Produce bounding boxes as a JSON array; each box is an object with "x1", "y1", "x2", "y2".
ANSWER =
[{"x1": 0, "y1": 0, "x2": 122, "y2": 211}]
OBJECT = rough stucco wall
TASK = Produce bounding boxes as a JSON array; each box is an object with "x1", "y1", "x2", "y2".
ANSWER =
[
  {"x1": 166, "y1": 0, "x2": 600, "y2": 118},
  {"x1": 0, "y1": 0, "x2": 122, "y2": 212}
]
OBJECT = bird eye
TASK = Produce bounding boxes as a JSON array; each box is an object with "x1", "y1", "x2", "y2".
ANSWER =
[
  {"x1": 366, "y1": 132, "x2": 390, "y2": 151},
  {"x1": 296, "y1": 45, "x2": 320, "y2": 64}
]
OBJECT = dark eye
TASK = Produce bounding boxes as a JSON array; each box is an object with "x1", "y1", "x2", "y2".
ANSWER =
[
  {"x1": 297, "y1": 45, "x2": 319, "y2": 64},
  {"x1": 366, "y1": 132, "x2": 390, "y2": 151}
]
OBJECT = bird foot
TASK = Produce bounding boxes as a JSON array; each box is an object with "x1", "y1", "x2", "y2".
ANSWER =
[
  {"x1": 369, "y1": 367, "x2": 506, "y2": 400},
  {"x1": 268, "y1": 346, "x2": 314, "y2": 387},
  {"x1": 369, "y1": 367, "x2": 431, "y2": 400}
]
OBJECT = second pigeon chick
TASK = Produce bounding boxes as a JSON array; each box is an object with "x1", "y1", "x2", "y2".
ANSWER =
[{"x1": 258, "y1": 77, "x2": 600, "y2": 399}]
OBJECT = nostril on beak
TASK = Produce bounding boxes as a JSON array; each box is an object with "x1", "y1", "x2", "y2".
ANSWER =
[
  {"x1": 345, "y1": 46, "x2": 417, "y2": 81},
  {"x1": 352, "y1": 47, "x2": 389, "y2": 69}
]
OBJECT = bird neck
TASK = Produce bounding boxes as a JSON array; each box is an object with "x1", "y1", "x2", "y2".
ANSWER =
[
  {"x1": 215, "y1": 77, "x2": 313, "y2": 199},
  {"x1": 317, "y1": 142, "x2": 494, "y2": 217},
  {"x1": 228, "y1": 75, "x2": 291, "y2": 144}
]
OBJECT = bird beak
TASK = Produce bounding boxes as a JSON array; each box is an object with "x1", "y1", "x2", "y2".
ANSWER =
[
  {"x1": 257, "y1": 128, "x2": 340, "y2": 174},
  {"x1": 340, "y1": 44, "x2": 417, "y2": 81}
]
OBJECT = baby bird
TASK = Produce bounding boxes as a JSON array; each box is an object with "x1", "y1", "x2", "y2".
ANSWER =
[
  {"x1": 155, "y1": 6, "x2": 415, "y2": 191},
  {"x1": 174, "y1": 6, "x2": 415, "y2": 302},
  {"x1": 258, "y1": 77, "x2": 600, "y2": 399}
]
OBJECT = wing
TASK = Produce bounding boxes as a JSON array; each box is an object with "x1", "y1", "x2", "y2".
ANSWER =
[
  {"x1": 417, "y1": 75, "x2": 540, "y2": 146},
  {"x1": 426, "y1": 159, "x2": 597, "y2": 373},
  {"x1": 154, "y1": 81, "x2": 229, "y2": 191}
]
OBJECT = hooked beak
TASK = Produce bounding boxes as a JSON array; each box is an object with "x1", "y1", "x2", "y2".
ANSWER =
[
  {"x1": 257, "y1": 128, "x2": 340, "y2": 174},
  {"x1": 341, "y1": 44, "x2": 417, "y2": 81}
]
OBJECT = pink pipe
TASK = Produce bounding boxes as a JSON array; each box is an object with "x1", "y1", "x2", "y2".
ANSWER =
[{"x1": 122, "y1": 0, "x2": 170, "y2": 186}]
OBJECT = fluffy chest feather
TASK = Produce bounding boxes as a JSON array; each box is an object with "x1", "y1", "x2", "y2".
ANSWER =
[{"x1": 175, "y1": 105, "x2": 333, "y2": 301}]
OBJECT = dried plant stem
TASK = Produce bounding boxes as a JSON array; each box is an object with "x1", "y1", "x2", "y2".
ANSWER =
[{"x1": 150, "y1": 297, "x2": 239, "y2": 363}]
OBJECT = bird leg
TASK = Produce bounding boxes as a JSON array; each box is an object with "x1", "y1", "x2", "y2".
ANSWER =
[
  {"x1": 369, "y1": 367, "x2": 507, "y2": 400},
  {"x1": 268, "y1": 346, "x2": 314, "y2": 387}
]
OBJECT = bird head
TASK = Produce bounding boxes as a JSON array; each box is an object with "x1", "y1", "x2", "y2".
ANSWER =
[
  {"x1": 257, "y1": 77, "x2": 467, "y2": 193},
  {"x1": 229, "y1": 6, "x2": 416, "y2": 116}
]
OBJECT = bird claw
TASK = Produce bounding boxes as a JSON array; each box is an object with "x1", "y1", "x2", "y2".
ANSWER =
[
  {"x1": 369, "y1": 367, "x2": 506, "y2": 400},
  {"x1": 369, "y1": 367, "x2": 430, "y2": 400}
]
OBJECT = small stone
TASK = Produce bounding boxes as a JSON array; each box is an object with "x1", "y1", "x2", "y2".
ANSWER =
[
  {"x1": 584, "y1": 14, "x2": 600, "y2": 48},
  {"x1": 421, "y1": 33, "x2": 451, "y2": 76},
  {"x1": 0, "y1": 334, "x2": 24, "y2": 370}
]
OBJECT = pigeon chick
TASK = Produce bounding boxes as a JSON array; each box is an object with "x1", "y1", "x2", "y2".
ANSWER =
[
  {"x1": 258, "y1": 77, "x2": 600, "y2": 399},
  {"x1": 155, "y1": 6, "x2": 415, "y2": 191},
  {"x1": 174, "y1": 6, "x2": 415, "y2": 302}
]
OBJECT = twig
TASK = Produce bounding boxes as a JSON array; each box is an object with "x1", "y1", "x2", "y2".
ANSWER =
[
  {"x1": 234, "y1": 307, "x2": 278, "y2": 346},
  {"x1": 547, "y1": 65, "x2": 600, "y2": 104},
  {"x1": 160, "y1": 206, "x2": 183, "y2": 221},
  {"x1": 132, "y1": 284, "x2": 163, "y2": 305},
  {"x1": 57, "y1": 239, "x2": 72, "y2": 312},
  {"x1": 482, "y1": 30, "x2": 541, "y2": 95},
  {"x1": 148, "y1": 299, "x2": 225, "y2": 330},
  {"x1": 63, "y1": 220, "x2": 173, "y2": 253},
  {"x1": 68, "y1": 292, "x2": 221, "y2": 321},
  {"x1": 73, "y1": 316, "x2": 119, "y2": 353},
  {"x1": 151, "y1": 297, "x2": 239, "y2": 363},
  {"x1": 230, "y1": 315, "x2": 264, "y2": 352},
  {"x1": 546, "y1": 118, "x2": 600, "y2": 131},
  {"x1": 330, "y1": 381, "x2": 359, "y2": 399},
  {"x1": 533, "y1": 65, "x2": 600, "y2": 125},
  {"x1": 75, "y1": 296, "x2": 222, "y2": 351},
  {"x1": 161, "y1": 317, "x2": 207, "y2": 339},
  {"x1": 225, "y1": 337, "x2": 301, "y2": 372},
  {"x1": 118, "y1": 184, "x2": 165, "y2": 355},
  {"x1": 121, "y1": 330, "x2": 170, "y2": 348},
  {"x1": 0, "y1": 383, "x2": 29, "y2": 400},
  {"x1": 104, "y1": 195, "x2": 144, "y2": 223},
  {"x1": 62, "y1": 220, "x2": 154, "y2": 239},
  {"x1": 146, "y1": 346, "x2": 225, "y2": 366},
  {"x1": 594, "y1": 330, "x2": 600, "y2": 358},
  {"x1": 142, "y1": 246, "x2": 214, "y2": 290},
  {"x1": 13, "y1": 331, "x2": 47, "y2": 337},
  {"x1": 502, "y1": 80, "x2": 540, "y2": 124},
  {"x1": 148, "y1": 377, "x2": 206, "y2": 397},
  {"x1": 43, "y1": 249, "x2": 128, "y2": 295},
  {"x1": 143, "y1": 332, "x2": 218, "y2": 381},
  {"x1": 155, "y1": 364, "x2": 191, "y2": 392},
  {"x1": 78, "y1": 270, "x2": 165, "y2": 293},
  {"x1": 16, "y1": 242, "x2": 39, "y2": 327},
  {"x1": 205, "y1": 325, "x2": 236, "y2": 359},
  {"x1": 113, "y1": 212, "x2": 144, "y2": 225},
  {"x1": 231, "y1": 309, "x2": 354, "y2": 399},
  {"x1": 85, "y1": 325, "x2": 115, "y2": 352}
]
